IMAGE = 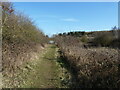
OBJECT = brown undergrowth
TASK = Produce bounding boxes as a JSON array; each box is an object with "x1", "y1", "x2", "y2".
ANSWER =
[{"x1": 54, "y1": 36, "x2": 119, "y2": 88}]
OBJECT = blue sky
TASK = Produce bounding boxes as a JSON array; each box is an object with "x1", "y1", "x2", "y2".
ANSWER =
[{"x1": 14, "y1": 2, "x2": 118, "y2": 36}]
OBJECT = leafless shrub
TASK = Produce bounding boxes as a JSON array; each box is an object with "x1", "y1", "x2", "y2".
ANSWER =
[
  {"x1": 2, "y1": 2, "x2": 48, "y2": 87},
  {"x1": 80, "y1": 35, "x2": 88, "y2": 43},
  {"x1": 54, "y1": 34, "x2": 119, "y2": 88},
  {"x1": 93, "y1": 32, "x2": 114, "y2": 47}
]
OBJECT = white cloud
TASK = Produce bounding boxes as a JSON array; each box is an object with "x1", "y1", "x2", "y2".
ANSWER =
[{"x1": 61, "y1": 18, "x2": 79, "y2": 22}]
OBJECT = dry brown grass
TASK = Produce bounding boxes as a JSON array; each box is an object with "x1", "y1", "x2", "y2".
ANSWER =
[
  {"x1": 2, "y1": 2, "x2": 48, "y2": 87},
  {"x1": 54, "y1": 35, "x2": 119, "y2": 88}
]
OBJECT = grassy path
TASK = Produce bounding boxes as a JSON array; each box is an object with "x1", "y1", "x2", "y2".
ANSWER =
[{"x1": 18, "y1": 44, "x2": 70, "y2": 88}]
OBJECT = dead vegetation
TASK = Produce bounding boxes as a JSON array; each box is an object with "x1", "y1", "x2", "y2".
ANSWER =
[
  {"x1": 1, "y1": 2, "x2": 120, "y2": 88},
  {"x1": 54, "y1": 30, "x2": 120, "y2": 88},
  {"x1": 2, "y1": 2, "x2": 48, "y2": 87}
]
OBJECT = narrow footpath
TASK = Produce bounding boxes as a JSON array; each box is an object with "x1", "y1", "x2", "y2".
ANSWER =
[{"x1": 18, "y1": 44, "x2": 71, "y2": 88}]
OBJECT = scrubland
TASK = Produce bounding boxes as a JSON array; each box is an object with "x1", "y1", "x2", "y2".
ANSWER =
[
  {"x1": 1, "y1": 2, "x2": 48, "y2": 87},
  {"x1": 1, "y1": 2, "x2": 120, "y2": 88},
  {"x1": 54, "y1": 30, "x2": 120, "y2": 88}
]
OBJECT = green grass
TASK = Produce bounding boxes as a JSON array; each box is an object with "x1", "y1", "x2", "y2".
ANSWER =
[{"x1": 15, "y1": 44, "x2": 71, "y2": 88}]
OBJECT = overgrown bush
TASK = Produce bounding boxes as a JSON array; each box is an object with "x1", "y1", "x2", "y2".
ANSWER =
[
  {"x1": 93, "y1": 32, "x2": 114, "y2": 47},
  {"x1": 2, "y1": 2, "x2": 48, "y2": 81},
  {"x1": 80, "y1": 35, "x2": 88, "y2": 43},
  {"x1": 54, "y1": 34, "x2": 119, "y2": 88}
]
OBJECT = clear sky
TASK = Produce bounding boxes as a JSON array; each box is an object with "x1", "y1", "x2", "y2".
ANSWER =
[{"x1": 13, "y1": 2, "x2": 118, "y2": 36}]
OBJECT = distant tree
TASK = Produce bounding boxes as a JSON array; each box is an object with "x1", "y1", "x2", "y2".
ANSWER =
[
  {"x1": 46, "y1": 35, "x2": 48, "y2": 37},
  {"x1": 67, "y1": 32, "x2": 70, "y2": 35},
  {"x1": 80, "y1": 35, "x2": 88, "y2": 43},
  {"x1": 58, "y1": 33, "x2": 62, "y2": 36},
  {"x1": 93, "y1": 32, "x2": 114, "y2": 47},
  {"x1": 81, "y1": 31, "x2": 85, "y2": 35},
  {"x1": 112, "y1": 26, "x2": 118, "y2": 39},
  {"x1": 70, "y1": 32, "x2": 74, "y2": 36},
  {"x1": 63, "y1": 33, "x2": 66, "y2": 36},
  {"x1": 112, "y1": 26, "x2": 118, "y2": 30}
]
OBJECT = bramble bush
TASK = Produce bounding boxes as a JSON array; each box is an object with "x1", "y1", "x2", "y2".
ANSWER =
[
  {"x1": 93, "y1": 32, "x2": 114, "y2": 46},
  {"x1": 2, "y1": 2, "x2": 48, "y2": 78},
  {"x1": 54, "y1": 31, "x2": 119, "y2": 88},
  {"x1": 80, "y1": 35, "x2": 88, "y2": 43}
]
